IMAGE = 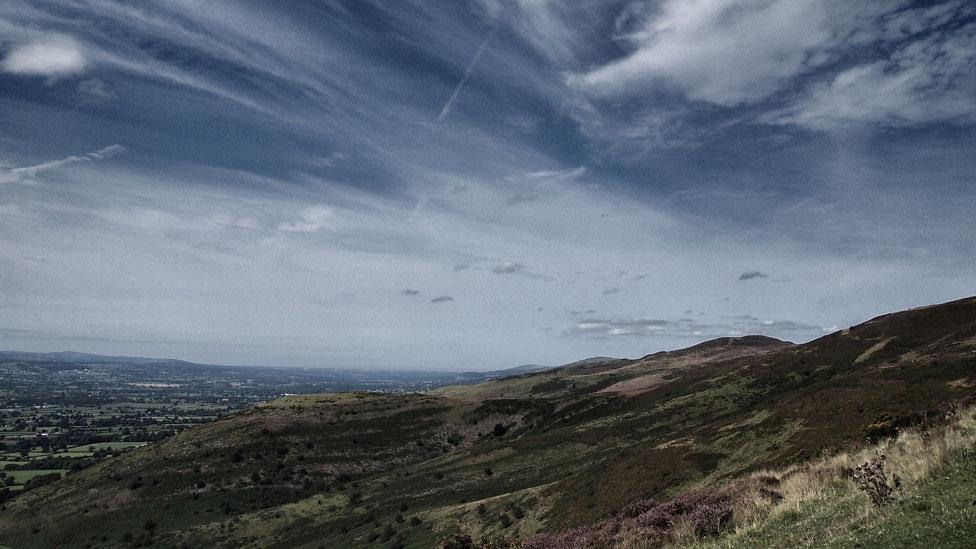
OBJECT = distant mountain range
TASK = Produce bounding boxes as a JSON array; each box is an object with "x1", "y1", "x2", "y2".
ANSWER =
[
  {"x1": 0, "y1": 350, "x2": 200, "y2": 367},
  {"x1": 0, "y1": 350, "x2": 557, "y2": 387},
  {"x1": 0, "y1": 350, "x2": 553, "y2": 376}
]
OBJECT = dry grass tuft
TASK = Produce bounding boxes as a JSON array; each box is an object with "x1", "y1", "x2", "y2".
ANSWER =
[
  {"x1": 676, "y1": 405, "x2": 976, "y2": 547},
  {"x1": 511, "y1": 406, "x2": 976, "y2": 548}
]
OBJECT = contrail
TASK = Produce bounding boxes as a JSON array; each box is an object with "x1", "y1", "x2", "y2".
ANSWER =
[{"x1": 437, "y1": 24, "x2": 499, "y2": 122}]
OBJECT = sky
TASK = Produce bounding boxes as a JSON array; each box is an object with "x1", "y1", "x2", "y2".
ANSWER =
[{"x1": 1, "y1": 0, "x2": 975, "y2": 370}]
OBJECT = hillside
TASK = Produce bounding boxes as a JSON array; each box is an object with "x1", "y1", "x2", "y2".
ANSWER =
[{"x1": 2, "y1": 297, "x2": 975, "y2": 548}]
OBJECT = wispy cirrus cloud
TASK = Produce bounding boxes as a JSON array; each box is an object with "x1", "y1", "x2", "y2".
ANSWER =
[
  {"x1": 0, "y1": 144, "x2": 124, "y2": 185},
  {"x1": 1, "y1": 1, "x2": 975, "y2": 371},
  {"x1": 276, "y1": 207, "x2": 336, "y2": 234},
  {"x1": 765, "y1": 19, "x2": 976, "y2": 129}
]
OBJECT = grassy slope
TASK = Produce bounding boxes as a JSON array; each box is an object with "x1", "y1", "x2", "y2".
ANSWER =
[
  {"x1": 707, "y1": 452, "x2": 976, "y2": 548},
  {"x1": 1, "y1": 297, "x2": 975, "y2": 548},
  {"x1": 681, "y1": 410, "x2": 976, "y2": 549}
]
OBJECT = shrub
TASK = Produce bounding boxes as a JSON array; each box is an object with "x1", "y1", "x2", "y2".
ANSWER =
[
  {"x1": 849, "y1": 454, "x2": 893, "y2": 506},
  {"x1": 442, "y1": 532, "x2": 474, "y2": 549}
]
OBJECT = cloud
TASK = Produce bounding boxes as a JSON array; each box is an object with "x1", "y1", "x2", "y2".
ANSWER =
[
  {"x1": 738, "y1": 271, "x2": 769, "y2": 281},
  {"x1": 570, "y1": 0, "x2": 835, "y2": 106},
  {"x1": 757, "y1": 320, "x2": 820, "y2": 332},
  {"x1": 766, "y1": 22, "x2": 976, "y2": 129},
  {"x1": 567, "y1": 317, "x2": 672, "y2": 338},
  {"x1": 401, "y1": 289, "x2": 420, "y2": 296},
  {"x1": 78, "y1": 78, "x2": 114, "y2": 101},
  {"x1": 276, "y1": 206, "x2": 336, "y2": 233},
  {"x1": 520, "y1": 167, "x2": 587, "y2": 181},
  {"x1": 87, "y1": 145, "x2": 125, "y2": 159},
  {"x1": 564, "y1": 1, "x2": 976, "y2": 140},
  {"x1": 430, "y1": 295, "x2": 454, "y2": 303},
  {"x1": 3, "y1": 1, "x2": 975, "y2": 372},
  {"x1": 503, "y1": 166, "x2": 587, "y2": 207},
  {"x1": 565, "y1": 313, "x2": 822, "y2": 340},
  {"x1": 1, "y1": 35, "x2": 87, "y2": 77},
  {"x1": 0, "y1": 144, "x2": 125, "y2": 185},
  {"x1": 490, "y1": 262, "x2": 525, "y2": 275}
]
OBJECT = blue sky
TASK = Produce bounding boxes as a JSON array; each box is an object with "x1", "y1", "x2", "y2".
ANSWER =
[{"x1": 1, "y1": 0, "x2": 975, "y2": 370}]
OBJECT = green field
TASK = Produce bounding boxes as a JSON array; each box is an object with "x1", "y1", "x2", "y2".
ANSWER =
[
  {"x1": 4, "y1": 469, "x2": 66, "y2": 483},
  {"x1": 66, "y1": 442, "x2": 148, "y2": 452}
]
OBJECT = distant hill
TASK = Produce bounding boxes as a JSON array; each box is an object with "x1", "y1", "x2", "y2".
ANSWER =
[
  {"x1": 498, "y1": 364, "x2": 552, "y2": 375},
  {"x1": 0, "y1": 350, "x2": 550, "y2": 379},
  {"x1": 3, "y1": 296, "x2": 976, "y2": 548},
  {"x1": 0, "y1": 350, "x2": 198, "y2": 367}
]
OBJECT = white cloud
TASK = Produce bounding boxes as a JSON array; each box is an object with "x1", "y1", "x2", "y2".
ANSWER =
[
  {"x1": 2, "y1": 1, "x2": 975, "y2": 371},
  {"x1": 562, "y1": 1, "x2": 976, "y2": 136},
  {"x1": 767, "y1": 23, "x2": 976, "y2": 129},
  {"x1": 78, "y1": 78, "x2": 115, "y2": 101},
  {"x1": 3, "y1": 159, "x2": 972, "y2": 370},
  {"x1": 276, "y1": 206, "x2": 337, "y2": 233},
  {"x1": 571, "y1": 0, "x2": 834, "y2": 106},
  {"x1": 1, "y1": 35, "x2": 87, "y2": 77},
  {"x1": 520, "y1": 166, "x2": 586, "y2": 181}
]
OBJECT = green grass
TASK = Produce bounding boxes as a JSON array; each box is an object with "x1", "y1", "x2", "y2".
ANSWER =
[
  {"x1": 4, "y1": 469, "x2": 66, "y2": 484},
  {"x1": 65, "y1": 441, "x2": 148, "y2": 452},
  {"x1": 684, "y1": 448, "x2": 976, "y2": 549},
  {"x1": 846, "y1": 449, "x2": 976, "y2": 548}
]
